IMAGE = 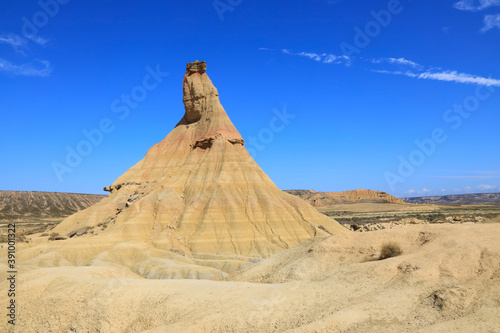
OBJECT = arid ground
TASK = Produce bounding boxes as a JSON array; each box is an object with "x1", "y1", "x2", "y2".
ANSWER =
[{"x1": 1, "y1": 195, "x2": 499, "y2": 332}]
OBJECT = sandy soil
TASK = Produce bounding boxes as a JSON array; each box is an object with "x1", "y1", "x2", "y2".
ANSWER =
[
  {"x1": 316, "y1": 202, "x2": 439, "y2": 214},
  {"x1": 1, "y1": 222, "x2": 499, "y2": 332}
]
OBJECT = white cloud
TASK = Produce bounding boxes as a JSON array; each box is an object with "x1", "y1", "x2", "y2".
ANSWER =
[
  {"x1": 477, "y1": 184, "x2": 499, "y2": 191},
  {"x1": 421, "y1": 188, "x2": 431, "y2": 194},
  {"x1": 418, "y1": 70, "x2": 500, "y2": 86},
  {"x1": 0, "y1": 33, "x2": 29, "y2": 55},
  {"x1": 323, "y1": 54, "x2": 351, "y2": 64},
  {"x1": 481, "y1": 14, "x2": 500, "y2": 32},
  {"x1": 406, "y1": 189, "x2": 416, "y2": 195},
  {"x1": 382, "y1": 58, "x2": 422, "y2": 68},
  {"x1": 26, "y1": 35, "x2": 49, "y2": 46},
  {"x1": 298, "y1": 52, "x2": 323, "y2": 62},
  {"x1": 432, "y1": 170, "x2": 500, "y2": 179},
  {"x1": 453, "y1": 0, "x2": 500, "y2": 11},
  {"x1": 0, "y1": 33, "x2": 27, "y2": 48},
  {"x1": 374, "y1": 69, "x2": 500, "y2": 87},
  {"x1": 0, "y1": 32, "x2": 48, "y2": 51},
  {"x1": 278, "y1": 48, "x2": 500, "y2": 87},
  {"x1": 281, "y1": 49, "x2": 351, "y2": 65},
  {"x1": 0, "y1": 58, "x2": 52, "y2": 77}
]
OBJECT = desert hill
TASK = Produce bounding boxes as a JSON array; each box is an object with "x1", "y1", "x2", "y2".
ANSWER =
[
  {"x1": 12, "y1": 61, "x2": 346, "y2": 281},
  {"x1": 0, "y1": 190, "x2": 104, "y2": 223},
  {"x1": 404, "y1": 192, "x2": 500, "y2": 205},
  {"x1": 4, "y1": 223, "x2": 499, "y2": 332},
  {"x1": 286, "y1": 188, "x2": 405, "y2": 206}
]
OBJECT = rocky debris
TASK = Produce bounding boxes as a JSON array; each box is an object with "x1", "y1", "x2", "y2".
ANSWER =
[
  {"x1": 97, "y1": 216, "x2": 115, "y2": 230},
  {"x1": 342, "y1": 215, "x2": 487, "y2": 232},
  {"x1": 104, "y1": 181, "x2": 153, "y2": 193},
  {"x1": 67, "y1": 226, "x2": 92, "y2": 238},
  {"x1": 48, "y1": 232, "x2": 67, "y2": 241},
  {"x1": 128, "y1": 194, "x2": 139, "y2": 201},
  {"x1": 186, "y1": 60, "x2": 206, "y2": 74},
  {"x1": 317, "y1": 225, "x2": 333, "y2": 235},
  {"x1": 343, "y1": 216, "x2": 484, "y2": 232}
]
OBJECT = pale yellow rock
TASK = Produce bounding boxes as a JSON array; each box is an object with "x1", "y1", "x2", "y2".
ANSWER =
[
  {"x1": 287, "y1": 188, "x2": 405, "y2": 206},
  {"x1": 2, "y1": 223, "x2": 499, "y2": 332},
  {"x1": 41, "y1": 61, "x2": 346, "y2": 275}
]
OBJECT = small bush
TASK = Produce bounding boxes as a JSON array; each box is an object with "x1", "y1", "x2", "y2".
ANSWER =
[{"x1": 379, "y1": 242, "x2": 402, "y2": 260}]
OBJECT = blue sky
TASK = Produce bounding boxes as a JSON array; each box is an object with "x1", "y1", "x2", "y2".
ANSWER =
[{"x1": 1, "y1": 0, "x2": 499, "y2": 197}]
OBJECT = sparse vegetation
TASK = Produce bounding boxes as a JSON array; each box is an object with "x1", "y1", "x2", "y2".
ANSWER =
[
  {"x1": 379, "y1": 242, "x2": 403, "y2": 260},
  {"x1": 322, "y1": 203, "x2": 500, "y2": 228}
]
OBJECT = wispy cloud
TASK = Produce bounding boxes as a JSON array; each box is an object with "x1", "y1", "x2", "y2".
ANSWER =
[
  {"x1": 406, "y1": 188, "x2": 432, "y2": 196},
  {"x1": 452, "y1": 1, "x2": 500, "y2": 32},
  {"x1": 431, "y1": 170, "x2": 500, "y2": 179},
  {"x1": 0, "y1": 58, "x2": 52, "y2": 77},
  {"x1": 25, "y1": 34, "x2": 49, "y2": 46},
  {"x1": 375, "y1": 69, "x2": 500, "y2": 87},
  {"x1": 481, "y1": 13, "x2": 500, "y2": 31},
  {"x1": 371, "y1": 57, "x2": 423, "y2": 69},
  {"x1": 0, "y1": 32, "x2": 51, "y2": 77},
  {"x1": 453, "y1": 0, "x2": 500, "y2": 11},
  {"x1": 0, "y1": 32, "x2": 48, "y2": 51},
  {"x1": 0, "y1": 33, "x2": 29, "y2": 54},
  {"x1": 477, "y1": 184, "x2": 499, "y2": 190},
  {"x1": 406, "y1": 184, "x2": 499, "y2": 196},
  {"x1": 273, "y1": 48, "x2": 500, "y2": 87},
  {"x1": 282, "y1": 49, "x2": 351, "y2": 65}
]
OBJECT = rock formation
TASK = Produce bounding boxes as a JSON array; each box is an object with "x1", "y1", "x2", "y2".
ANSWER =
[
  {"x1": 46, "y1": 61, "x2": 346, "y2": 276},
  {"x1": 286, "y1": 188, "x2": 405, "y2": 206},
  {"x1": 0, "y1": 191, "x2": 104, "y2": 222}
]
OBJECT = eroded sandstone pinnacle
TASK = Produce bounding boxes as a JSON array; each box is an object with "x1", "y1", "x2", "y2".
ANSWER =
[{"x1": 186, "y1": 60, "x2": 206, "y2": 74}]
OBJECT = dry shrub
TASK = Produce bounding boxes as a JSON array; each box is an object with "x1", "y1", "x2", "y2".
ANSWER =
[{"x1": 379, "y1": 242, "x2": 402, "y2": 260}]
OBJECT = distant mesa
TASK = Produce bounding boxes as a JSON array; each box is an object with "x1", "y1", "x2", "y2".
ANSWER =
[
  {"x1": 404, "y1": 192, "x2": 500, "y2": 205},
  {"x1": 286, "y1": 188, "x2": 405, "y2": 206},
  {"x1": 0, "y1": 191, "x2": 103, "y2": 223}
]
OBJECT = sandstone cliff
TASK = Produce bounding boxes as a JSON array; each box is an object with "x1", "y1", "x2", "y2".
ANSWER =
[{"x1": 286, "y1": 188, "x2": 405, "y2": 206}]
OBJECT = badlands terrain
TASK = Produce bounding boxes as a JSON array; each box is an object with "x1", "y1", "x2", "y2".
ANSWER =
[{"x1": 1, "y1": 62, "x2": 499, "y2": 332}]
